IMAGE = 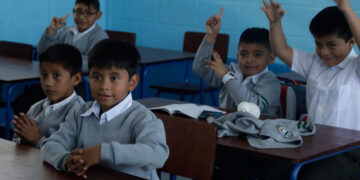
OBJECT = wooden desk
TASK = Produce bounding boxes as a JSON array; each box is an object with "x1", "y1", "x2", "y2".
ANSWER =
[
  {"x1": 0, "y1": 138, "x2": 143, "y2": 180},
  {"x1": 136, "y1": 46, "x2": 195, "y2": 98},
  {"x1": 138, "y1": 97, "x2": 360, "y2": 180}
]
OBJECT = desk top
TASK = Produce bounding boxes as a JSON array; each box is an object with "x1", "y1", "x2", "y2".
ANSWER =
[
  {"x1": 137, "y1": 46, "x2": 195, "y2": 65},
  {"x1": 138, "y1": 97, "x2": 360, "y2": 164},
  {"x1": 0, "y1": 56, "x2": 40, "y2": 82},
  {"x1": 0, "y1": 46, "x2": 194, "y2": 83},
  {"x1": 0, "y1": 138, "x2": 143, "y2": 180}
]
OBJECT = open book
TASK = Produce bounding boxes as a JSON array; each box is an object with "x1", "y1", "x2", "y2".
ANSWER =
[{"x1": 149, "y1": 103, "x2": 225, "y2": 119}]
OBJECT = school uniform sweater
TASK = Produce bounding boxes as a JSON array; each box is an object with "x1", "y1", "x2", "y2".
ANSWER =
[
  {"x1": 41, "y1": 101, "x2": 169, "y2": 180},
  {"x1": 192, "y1": 38, "x2": 281, "y2": 116},
  {"x1": 12, "y1": 92, "x2": 85, "y2": 148},
  {"x1": 37, "y1": 23, "x2": 108, "y2": 61}
]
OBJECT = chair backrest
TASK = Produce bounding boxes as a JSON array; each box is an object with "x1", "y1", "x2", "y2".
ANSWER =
[
  {"x1": 280, "y1": 84, "x2": 297, "y2": 120},
  {"x1": 157, "y1": 113, "x2": 217, "y2": 180},
  {"x1": 0, "y1": 41, "x2": 34, "y2": 60},
  {"x1": 183, "y1": 31, "x2": 229, "y2": 63},
  {"x1": 105, "y1": 30, "x2": 136, "y2": 45}
]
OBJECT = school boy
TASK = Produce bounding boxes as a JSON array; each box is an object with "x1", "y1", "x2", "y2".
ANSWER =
[
  {"x1": 41, "y1": 39, "x2": 169, "y2": 180},
  {"x1": 37, "y1": 0, "x2": 108, "y2": 61},
  {"x1": 12, "y1": 44, "x2": 84, "y2": 149},
  {"x1": 260, "y1": 0, "x2": 360, "y2": 179},
  {"x1": 193, "y1": 8, "x2": 281, "y2": 117}
]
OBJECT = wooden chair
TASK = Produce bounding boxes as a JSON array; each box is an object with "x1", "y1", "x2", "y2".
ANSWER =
[
  {"x1": 0, "y1": 40, "x2": 34, "y2": 60},
  {"x1": 150, "y1": 32, "x2": 229, "y2": 106},
  {"x1": 156, "y1": 112, "x2": 218, "y2": 180},
  {"x1": 105, "y1": 30, "x2": 136, "y2": 45}
]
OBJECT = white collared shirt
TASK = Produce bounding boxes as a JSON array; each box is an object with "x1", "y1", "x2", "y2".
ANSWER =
[
  {"x1": 224, "y1": 62, "x2": 269, "y2": 86},
  {"x1": 292, "y1": 48, "x2": 360, "y2": 130},
  {"x1": 70, "y1": 23, "x2": 97, "y2": 43},
  {"x1": 43, "y1": 91, "x2": 77, "y2": 117},
  {"x1": 81, "y1": 93, "x2": 133, "y2": 125}
]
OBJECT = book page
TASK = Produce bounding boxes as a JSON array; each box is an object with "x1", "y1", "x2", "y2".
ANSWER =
[{"x1": 150, "y1": 103, "x2": 225, "y2": 119}]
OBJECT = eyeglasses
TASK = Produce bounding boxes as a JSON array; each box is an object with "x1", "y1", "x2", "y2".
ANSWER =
[{"x1": 73, "y1": 8, "x2": 98, "y2": 17}]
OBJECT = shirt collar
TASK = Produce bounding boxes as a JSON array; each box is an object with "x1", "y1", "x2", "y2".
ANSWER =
[
  {"x1": 81, "y1": 93, "x2": 133, "y2": 122},
  {"x1": 335, "y1": 48, "x2": 358, "y2": 69},
  {"x1": 42, "y1": 91, "x2": 77, "y2": 111},
  {"x1": 231, "y1": 62, "x2": 268, "y2": 84},
  {"x1": 70, "y1": 23, "x2": 97, "y2": 40}
]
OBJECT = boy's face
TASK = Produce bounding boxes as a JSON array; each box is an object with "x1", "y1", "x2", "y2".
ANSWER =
[
  {"x1": 89, "y1": 66, "x2": 139, "y2": 113},
  {"x1": 73, "y1": 3, "x2": 102, "y2": 32},
  {"x1": 237, "y1": 43, "x2": 275, "y2": 77},
  {"x1": 314, "y1": 34, "x2": 355, "y2": 67},
  {"x1": 40, "y1": 62, "x2": 81, "y2": 104}
]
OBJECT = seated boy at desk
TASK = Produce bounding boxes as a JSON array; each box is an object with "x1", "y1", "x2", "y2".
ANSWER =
[
  {"x1": 37, "y1": 0, "x2": 108, "y2": 61},
  {"x1": 41, "y1": 39, "x2": 169, "y2": 180},
  {"x1": 192, "y1": 8, "x2": 281, "y2": 117},
  {"x1": 12, "y1": 44, "x2": 84, "y2": 148},
  {"x1": 260, "y1": 0, "x2": 360, "y2": 179}
]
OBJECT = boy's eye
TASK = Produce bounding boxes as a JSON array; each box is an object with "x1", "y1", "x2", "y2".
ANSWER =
[
  {"x1": 240, "y1": 52, "x2": 248, "y2": 57},
  {"x1": 53, "y1": 73, "x2": 60, "y2": 78},
  {"x1": 41, "y1": 73, "x2": 47, "y2": 78},
  {"x1": 254, "y1": 53, "x2": 263, "y2": 57},
  {"x1": 91, "y1": 74, "x2": 101, "y2": 80},
  {"x1": 111, "y1": 76, "x2": 119, "y2": 81}
]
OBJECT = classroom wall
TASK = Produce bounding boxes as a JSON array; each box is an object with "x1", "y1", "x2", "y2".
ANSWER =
[{"x1": 105, "y1": 0, "x2": 360, "y2": 63}]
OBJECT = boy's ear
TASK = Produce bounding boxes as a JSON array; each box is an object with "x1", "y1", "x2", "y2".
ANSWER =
[
  {"x1": 128, "y1": 74, "x2": 139, "y2": 91},
  {"x1": 348, "y1": 37, "x2": 356, "y2": 49},
  {"x1": 267, "y1": 52, "x2": 276, "y2": 65},
  {"x1": 71, "y1": 72, "x2": 82, "y2": 86},
  {"x1": 96, "y1": 11, "x2": 102, "y2": 20}
]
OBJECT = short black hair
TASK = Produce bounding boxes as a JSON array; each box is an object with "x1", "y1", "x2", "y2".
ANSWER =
[
  {"x1": 75, "y1": 0, "x2": 100, "y2": 11},
  {"x1": 310, "y1": 6, "x2": 352, "y2": 41},
  {"x1": 39, "y1": 44, "x2": 82, "y2": 76},
  {"x1": 239, "y1": 27, "x2": 271, "y2": 51},
  {"x1": 88, "y1": 39, "x2": 140, "y2": 78}
]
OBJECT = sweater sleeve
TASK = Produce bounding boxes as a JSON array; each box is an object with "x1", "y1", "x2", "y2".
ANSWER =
[
  {"x1": 192, "y1": 37, "x2": 224, "y2": 87},
  {"x1": 40, "y1": 109, "x2": 79, "y2": 171},
  {"x1": 225, "y1": 73, "x2": 281, "y2": 113},
  {"x1": 37, "y1": 28, "x2": 63, "y2": 56},
  {"x1": 100, "y1": 115, "x2": 169, "y2": 169}
]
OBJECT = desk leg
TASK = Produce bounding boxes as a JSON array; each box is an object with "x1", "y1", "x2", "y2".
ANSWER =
[{"x1": 289, "y1": 145, "x2": 360, "y2": 180}]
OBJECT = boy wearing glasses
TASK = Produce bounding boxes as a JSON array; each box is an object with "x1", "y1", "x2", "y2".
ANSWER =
[{"x1": 37, "y1": 0, "x2": 108, "y2": 61}]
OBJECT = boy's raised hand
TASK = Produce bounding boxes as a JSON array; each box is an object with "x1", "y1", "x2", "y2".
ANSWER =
[
  {"x1": 12, "y1": 113, "x2": 41, "y2": 145},
  {"x1": 66, "y1": 145, "x2": 101, "y2": 178},
  {"x1": 48, "y1": 13, "x2": 70, "y2": 35},
  {"x1": 260, "y1": 0, "x2": 285, "y2": 23},
  {"x1": 334, "y1": 0, "x2": 351, "y2": 12},
  {"x1": 205, "y1": 7, "x2": 223, "y2": 42},
  {"x1": 205, "y1": 50, "x2": 228, "y2": 79}
]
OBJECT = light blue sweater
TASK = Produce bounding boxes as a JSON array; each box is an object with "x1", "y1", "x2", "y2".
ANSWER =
[
  {"x1": 41, "y1": 101, "x2": 169, "y2": 180},
  {"x1": 12, "y1": 94, "x2": 85, "y2": 148},
  {"x1": 37, "y1": 24, "x2": 108, "y2": 61}
]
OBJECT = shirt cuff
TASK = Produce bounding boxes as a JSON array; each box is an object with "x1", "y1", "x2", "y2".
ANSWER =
[{"x1": 222, "y1": 72, "x2": 235, "y2": 84}]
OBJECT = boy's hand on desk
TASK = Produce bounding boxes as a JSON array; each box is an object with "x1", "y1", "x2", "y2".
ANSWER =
[
  {"x1": 12, "y1": 113, "x2": 41, "y2": 145},
  {"x1": 205, "y1": 7, "x2": 223, "y2": 42},
  {"x1": 68, "y1": 145, "x2": 101, "y2": 178},
  {"x1": 205, "y1": 50, "x2": 228, "y2": 78},
  {"x1": 260, "y1": 0, "x2": 285, "y2": 23},
  {"x1": 48, "y1": 13, "x2": 70, "y2": 35},
  {"x1": 65, "y1": 155, "x2": 87, "y2": 179}
]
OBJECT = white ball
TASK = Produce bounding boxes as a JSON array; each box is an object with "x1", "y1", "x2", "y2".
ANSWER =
[{"x1": 237, "y1": 102, "x2": 260, "y2": 119}]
